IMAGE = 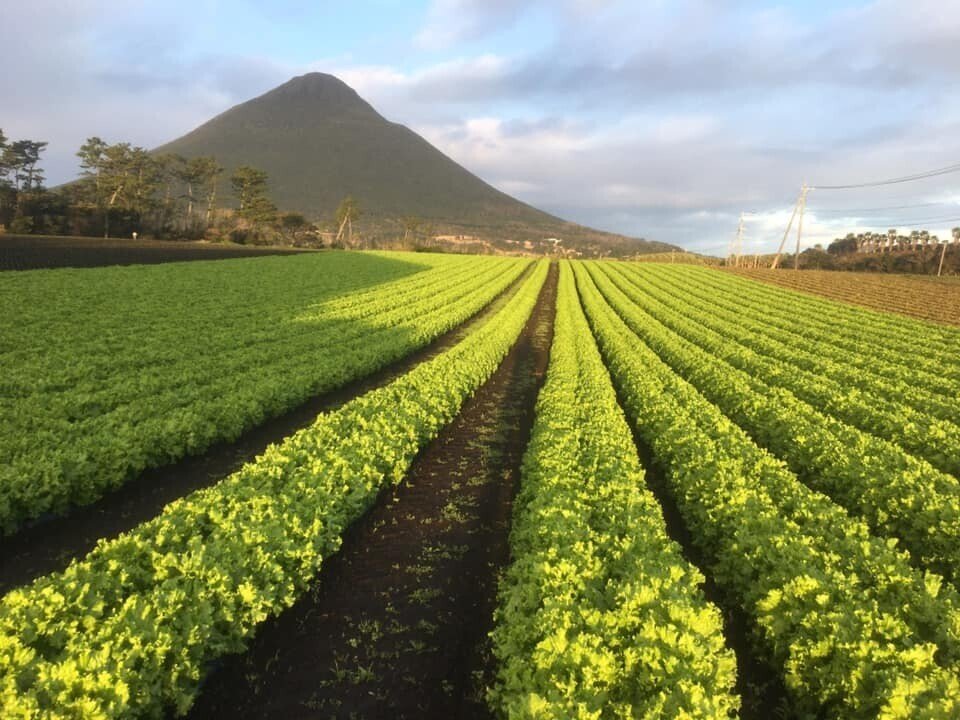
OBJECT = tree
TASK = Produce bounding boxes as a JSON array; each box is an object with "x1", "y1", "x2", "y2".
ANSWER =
[
  {"x1": 401, "y1": 215, "x2": 421, "y2": 245},
  {"x1": 1, "y1": 137, "x2": 48, "y2": 224},
  {"x1": 175, "y1": 155, "x2": 221, "y2": 228},
  {"x1": 171, "y1": 154, "x2": 196, "y2": 221},
  {"x1": 335, "y1": 195, "x2": 361, "y2": 246},
  {"x1": 22, "y1": 141, "x2": 46, "y2": 192},
  {"x1": 230, "y1": 165, "x2": 267, "y2": 212},
  {"x1": 0, "y1": 129, "x2": 9, "y2": 187},
  {"x1": 230, "y1": 165, "x2": 275, "y2": 223},
  {"x1": 194, "y1": 157, "x2": 223, "y2": 226},
  {"x1": 100, "y1": 143, "x2": 135, "y2": 238},
  {"x1": 4, "y1": 140, "x2": 47, "y2": 192},
  {"x1": 0, "y1": 130, "x2": 11, "y2": 218},
  {"x1": 799, "y1": 245, "x2": 834, "y2": 270},
  {"x1": 76, "y1": 139, "x2": 157, "y2": 237},
  {"x1": 828, "y1": 234, "x2": 858, "y2": 255},
  {"x1": 279, "y1": 212, "x2": 310, "y2": 243},
  {"x1": 76, "y1": 137, "x2": 112, "y2": 236},
  {"x1": 151, "y1": 153, "x2": 180, "y2": 232},
  {"x1": 76, "y1": 137, "x2": 108, "y2": 210},
  {"x1": 128, "y1": 147, "x2": 161, "y2": 220}
]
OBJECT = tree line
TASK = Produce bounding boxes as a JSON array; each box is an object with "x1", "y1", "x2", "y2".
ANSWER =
[
  {"x1": 770, "y1": 230, "x2": 960, "y2": 274},
  {"x1": 0, "y1": 130, "x2": 366, "y2": 247}
]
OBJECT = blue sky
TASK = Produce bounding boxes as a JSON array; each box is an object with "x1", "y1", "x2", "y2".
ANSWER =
[{"x1": 3, "y1": 0, "x2": 959, "y2": 253}]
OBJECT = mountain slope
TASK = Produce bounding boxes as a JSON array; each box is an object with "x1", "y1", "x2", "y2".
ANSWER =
[{"x1": 155, "y1": 72, "x2": 675, "y2": 253}]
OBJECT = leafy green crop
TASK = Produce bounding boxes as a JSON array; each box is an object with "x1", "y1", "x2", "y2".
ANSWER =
[
  {"x1": 0, "y1": 261, "x2": 549, "y2": 719},
  {"x1": 490, "y1": 261, "x2": 739, "y2": 718},
  {"x1": 574, "y1": 261, "x2": 960, "y2": 719},
  {"x1": 633, "y1": 264, "x2": 960, "y2": 420},
  {"x1": 590, "y1": 261, "x2": 960, "y2": 585},
  {"x1": 616, "y1": 263, "x2": 960, "y2": 472},
  {"x1": 665, "y1": 264, "x2": 960, "y2": 389},
  {"x1": 0, "y1": 252, "x2": 528, "y2": 534}
]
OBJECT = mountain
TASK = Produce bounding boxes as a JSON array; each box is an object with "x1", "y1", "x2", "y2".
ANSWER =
[{"x1": 154, "y1": 73, "x2": 676, "y2": 255}]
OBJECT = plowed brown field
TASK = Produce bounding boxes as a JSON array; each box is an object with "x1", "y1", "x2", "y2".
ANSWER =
[{"x1": 727, "y1": 268, "x2": 960, "y2": 326}]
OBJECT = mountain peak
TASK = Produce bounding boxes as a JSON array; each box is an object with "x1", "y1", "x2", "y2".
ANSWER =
[
  {"x1": 254, "y1": 72, "x2": 378, "y2": 119},
  {"x1": 283, "y1": 72, "x2": 350, "y2": 90},
  {"x1": 152, "y1": 74, "x2": 675, "y2": 254}
]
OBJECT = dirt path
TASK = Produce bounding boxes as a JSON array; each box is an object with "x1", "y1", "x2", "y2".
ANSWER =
[
  {"x1": 182, "y1": 263, "x2": 557, "y2": 720},
  {"x1": 0, "y1": 266, "x2": 534, "y2": 594}
]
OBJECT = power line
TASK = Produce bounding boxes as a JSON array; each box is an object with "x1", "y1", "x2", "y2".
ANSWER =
[
  {"x1": 812, "y1": 162, "x2": 960, "y2": 190},
  {"x1": 893, "y1": 213, "x2": 960, "y2": 226},
  {"x1": 812, "y1": 201, "x2": 958, "y2": 215},
  {"x1": 843, "y1": 216, "x2": 960, "y2": 230},
  {"x1": 812, "y1": 212, "x2": 960, "y2": 225}
]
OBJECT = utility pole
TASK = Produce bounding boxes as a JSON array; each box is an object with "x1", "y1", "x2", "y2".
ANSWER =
[
  {"x1": 771, "y1": 183, "x2": 810, "y2": 269},
  {"x1": 735, "y1": 213, "x2": 745, "y2": 268},
  {"x1": 794, "y1": 183, "x2": 809, "y2": 271},
  {"x1": 938, "y1": 240, "x2": 949, "y2": 277}
]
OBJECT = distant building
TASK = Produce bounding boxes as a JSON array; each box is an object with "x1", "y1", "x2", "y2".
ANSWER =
[{"x1": 433, "y1": 234, "x2": 479, "y2": 243}]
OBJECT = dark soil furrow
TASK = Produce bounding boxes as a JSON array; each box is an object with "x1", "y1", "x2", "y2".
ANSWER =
[
  {"x1": 0, "y1": 265, "x2": 534, "y2": 594},
  {"x1": 0, "y1": 235, "x2": 311, "y2": 271},
  {"x1": 181, "y1": 263, "x2": 557, "y2": 720}
]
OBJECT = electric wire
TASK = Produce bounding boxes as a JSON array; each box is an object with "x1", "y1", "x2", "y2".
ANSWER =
[
  {"x1": 812, "y1": 162, "x2": 960, "y2": 190},
  {"x1": 812, "y1": 201, "x2": 959, "y2": 215}
]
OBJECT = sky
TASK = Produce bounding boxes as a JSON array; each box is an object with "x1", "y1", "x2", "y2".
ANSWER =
[{"x1": 3, "y1": 0, "x2": 960, "y2": 254}]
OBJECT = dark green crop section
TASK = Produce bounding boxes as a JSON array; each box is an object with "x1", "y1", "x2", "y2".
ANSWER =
[{"x1": 0, "y1": 252, "x2": 529, "y2": 533}]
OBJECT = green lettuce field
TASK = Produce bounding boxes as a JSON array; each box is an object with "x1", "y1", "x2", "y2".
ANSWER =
[{"x1": 3, "y1": 252, "x2": 960, "y2": 719}]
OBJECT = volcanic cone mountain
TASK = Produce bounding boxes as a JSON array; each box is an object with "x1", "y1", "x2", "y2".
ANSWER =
[{"x1": 156, "y1": 72, "x2": 674, "y2": 253}]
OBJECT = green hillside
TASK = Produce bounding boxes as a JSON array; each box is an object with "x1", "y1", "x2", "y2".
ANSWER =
[{"x1": 155, "y1": 73, "x2": 676, "y2": 254}]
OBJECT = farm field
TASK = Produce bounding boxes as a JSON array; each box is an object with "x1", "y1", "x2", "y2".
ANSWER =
[
  {"x1": 0, "y1": 251, "x2": 528, "y2": 537},
  {"x1": 0, "y1": 235, "x2": 311, "y2": 270},
  {"x1": 728, "y1": 267, "x2": 960, "y2": 326},
  {"x1": 2, "y1": 253, "x2": 960, "y2": 719}
]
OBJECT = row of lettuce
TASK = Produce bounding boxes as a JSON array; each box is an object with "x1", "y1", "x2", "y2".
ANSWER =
[
  {"x1": 489, "y1": 261, "x2": 960, "y2": 718},
  {"x1": 717, "y1": 265, "x2": 960, "y2": 363},
  {"x1": 575, "y1": 261, "x2": 960, "y2": 718},
  {"x1": 589, "y1": 262, "x2": 960, "y2": 586},
  {"x1": 689, "y1": 264, "x2": 960, "y2": 390},
  {"x1": 619, "y1": 264, "x2": 960, "y2": 474},
  {"x1": 0, "y1": 253, "x2": 529, "y2": 535},
  {"x1": 489, "y1": 263, "x2": 739, "y2": 717},
  {"x1": 0, "y1": 262, "x2": 549, "y2": 718}
]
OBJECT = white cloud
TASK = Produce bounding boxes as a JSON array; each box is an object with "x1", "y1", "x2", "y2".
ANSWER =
[{"x1": 414, "y1": 0, "x2": 527, "y2": 50}]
